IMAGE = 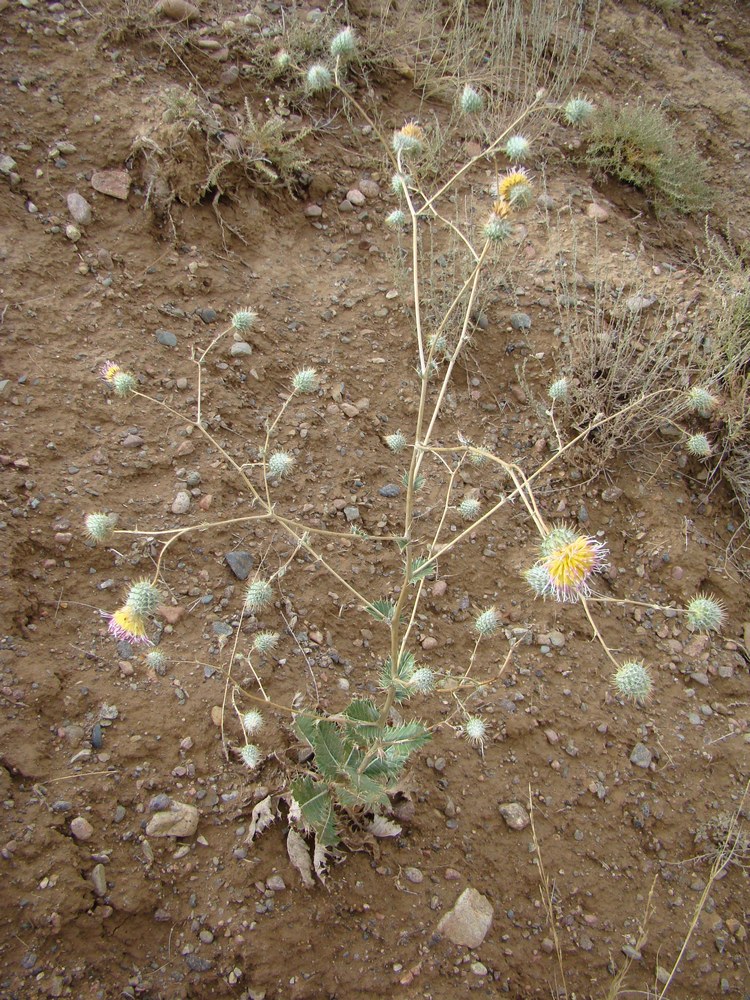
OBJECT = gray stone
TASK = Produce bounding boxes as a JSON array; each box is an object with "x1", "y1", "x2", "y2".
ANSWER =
[
  {"x1": 148, "y1": 793, "x2": 172, "y2": 812},
  {"x1": 172, "y1": 491, "x2": 191, "y2": 514},
  {"x1": 91, "y1": 169, "x2": 131, "y2": 200},
  {"x1": 198, "y1": 307, "x2": 217, "y2": 324},
  {"x1": 70, "y1": 816, "x2": 94, "y2": 841},
  {"x1": 145, "y1": 801, "x2": 199, "y2": 838},
  {"x1": 230, "y1": 342, "x2": 252, "y2": 357},
  {"x1": 266, "y1": 874, "x2": 286, "y2": 892},
  {"x1": 89, "y1": 863, "x2": 107, "y2": 897},
  {"x1": 156, "y1": 329, "x2": 177, "y2": 347},
  {"x1": 498, "y1": 802, "x2": 530, "y2": 831},
  {"x1": 510, "y1": 311, "x2": 531, "y2": 330},
  {"x1": 184, "y1": 955, "x2": 213, "y2": 972},
  {"x1": 343, "y1": 506, "x2": 360, "y2": 522},
  {"x1": 629, "y1": 742, "x2": 652, "y2": 769},
  {"x1": 225, "y1": 551, "x2": 253, "y2": 580},
  {"x1": 626, "y1": 295, "x2": 657, "y2": 313},
  {"x1": 66, "y1": 192, "x2": 92, "y2": 225},
  {"x1": 0, "y1": 154, "x2": 18, "y2": 175},
  {"x1": 379, "y1": 484, "x2": 401, "y2": 498},
  {"x1": 436, "y1": 887, "x2": 494, "y2": 948}
]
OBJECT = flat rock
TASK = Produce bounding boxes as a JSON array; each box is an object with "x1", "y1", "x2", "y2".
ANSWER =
[
  {"x1": 304, "y1": 204, "x2": 323, "y2": 218},
  {"x1": 436, "y1": 887, "x2": 494, "y2": 948},
  {"x1": 225, "y1": 551, "x2": 253, "y2": 580},
  {"x1": 629, "y1": 742, "x2": 652, "y2": 769},
  {"x1": 587, "y1": 202, "x2": 609, "y2": 222},
  {"x1": 91, "y1": 169, "x2": 131, "y2": 200},
  {"x1": 510, "y1": 311, "x2": 531, "y2": 330},
  {"x1": 155, "y1": 0, "x2": 201, "y2": 22},
  {"x1": 66, "y1": 192, "x2": 92, "y2": 225},
  {"x1": 230, "y1": 341, "x2": 252, "y2": 357},
  {"x1": 145, "y1": 801, "x2": 199, "y2": 837},
  {"x1": 172, "y1": 491, "x2": 191, "y2": 514},
  {"x1": 499, "y1": 801, "x2": 530, "y2": 831},
  {"x1": 156, "y1": 329, "x2": 177, "y2": 347},
  {"x1": 358, "y1": 178, "x2": 380, "y2": 199}
]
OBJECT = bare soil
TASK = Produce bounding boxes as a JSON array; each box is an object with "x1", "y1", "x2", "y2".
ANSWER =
[{"x1": 0, "y1": 2, "x2": 748, "y2": 999}]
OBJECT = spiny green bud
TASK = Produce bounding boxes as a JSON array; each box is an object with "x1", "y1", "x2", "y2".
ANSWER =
[
  {"x1": 459, "y1": 497, "x2": 481, "y2": 520},
  {"x1": 613, "y1": 661, "x2": 652, "y2": 703},
  {"x1": 474, "y1": 606, "x2": 500, "y2": 637},
  {"x1": 330, "y1": 27, "x2": 356, "y2": 59},
  {"x1": 245, "y1": 579, "x2": 273, "y2": 613},
  {"x1": 231, "y1": 310, "x2": 257, "y2": 333},
  {"x1": 267, "y1": 450, "x2": 295, "y2": 479},
  {"x1": 274, "y1": 50, "x2": 292, "y2": 72},
  {"x1": 112, "y1": 371, "x2": 137, "y2": 397},
  {"x1": 505, "y1": 135, "x2": 530, "y2": 162},
  {"x1": 252, "y1": 630, "x2": 280, "y2": 653},
  {"x1": 242, "y1": 710, "x2": 264, "y2": 735},
  {"x1": 390, "y1": 173, "x2": 412, "y2": 197},
  {"x1": 392, "y1": 123, "x2": 424, "y2": 155},
  {"x1": 686, "y1": 433, "x2": 711, "y2": 459},
  {"x1": 292, "y1": 367, "x2": 318, "y2": 394},
  {"x1": 125, "y1": 580, "x2": 161, "y2": 617},
  {"x1": 460, "y1": 84, "x2": 484, "y2": 115},
  {"x1": 410, "y1": 666, "x2": 435, "y2": 694},
  {"x1": 463, "y1": 716, "x2": 487, "y2": 747},
  {"x1": 84, "y1": 512, "x2": 117, "y2": 544},
  {"x1": 686, "y1": 386, "x2": 718, "y2": 418},
  {"x1": 685, "y1": 594, "x2": 726, "y2": 633},
  {"x1": 385, "y1": 430, "x2": 407, "y2": 453},
  {"x1": 146, "y1": 648, "x2": 167, "y2": 673},
  {"x1": 385, "y1": 209, "x2": 407, "y2": 229},
  {"x1": 239, "y1": 743, "x2": 261, "y2": 769},
  {"x1": 548, "y1": 377, "x2": 569, "y2": 402},
  {"x1": 524, "y1": 563, "x2": 552, "y2": 598},
  {"x1": 306, "y1": 63, "x2": 332, "y2": 93},
  {"x1": 402, "y1": 470, "x2": 424, "y2": 491},
  {"x1": 540, "y1": 524, "x2": 579, "y2": 557},
  {"x1": 469, "y1": 448, "x2": 488, "y2": 467},
  {"x1": 563, "y1": 97, "x2": 594, "y2": 126},
  {"x1": 483, "y1": 215, "x2": 512, "y2": 243}
]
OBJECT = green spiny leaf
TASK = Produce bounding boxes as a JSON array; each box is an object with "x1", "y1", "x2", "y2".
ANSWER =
[
  {"x1": 335, "y1": 769, "x2": 390, "y2": 810},
  {"x1": 364, "y1": 599, "x2": 397, "y2": 624},
  {"x1": 291, "y1": 776, "x2": 339, "y2": 847},
  {"x1": 295, "y1": 717, "x2": 347, "y2": 781},
  {"x1": 409, "y1": 556, "x2": 434, "y2": 583}
]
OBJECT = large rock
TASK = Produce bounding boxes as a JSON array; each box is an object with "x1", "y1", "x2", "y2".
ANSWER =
[
  {"x1": 436, "y1": 887, "x2": 494, "y2": 948},
  {"x1": 91, "y1": 169, "x2": 131, "y2": 200},
  {"x1": 145, "y1": 801, "x2": 199, "y2": 838}
]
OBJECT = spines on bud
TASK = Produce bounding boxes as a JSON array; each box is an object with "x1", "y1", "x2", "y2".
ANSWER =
[
  {"x1": 385, "y1": 430, "x2": 407, "y2": 453},
  {"x1": 292, "y1": 367, "x2": 318, "y2": 394},
  {"x1": 231, "y1": 310, "x2": 257, "y2": 333},
  {"x1": 613, "y1": 661, "x2": 652, "y2": 704},
  {"x1": 459, "y1": 497, "x2": 481, "y2": 520},
  {"x1": 306, "y1": 64, "x2": 332, "y2": 93},
  {"x1": 239, "y1": 743, "x2": 261, "y2": 770},
  {"x1": 459, "y1": 84, "x2": 484, "y2": 115},
  {"x1": 267, "y1": 450, "x2": 295, "y2": 479},
  {"x1": 330, "y1": 27, "x2": 357, "y2": 60},
  {"x1": 84, "y1": 512, "x2": 117, "y2": 544},
  {"x1": 563, "y1": 97, "x2": 594, "y2": 126},
  {"x1": 242, "y1": 710, "x2": 264, "y2": 735},
  {"x1": 125, "y1": 579, "x2": 162, "y2": 617},
  {"x1": 146, "y1": 648, "x2": 167, "y2": 673},
  {"x1": 505, "y1": 135, "x2": 530, "y2": 162},
  {"x1": 686, "y1": 433, "x2": 711, "y2": 459},
  {"x1": 385, "y1": 209, "x2": 407, "y2": 229},
  {"x1": 548, "y1": 377, "x2": 569, "y2": 402},
  {"x1": 685, "y1": 593, "x2": 726, "y2": 633},
  {"x1": 524, "y1": 563, "x2": 552, "y2": 598},
  {"x1": 392, "y1": 123, "x2": 424, "y2": 155},
  {"x1": 463, "y1": 716, "x2": 487, "y2": 747},
  {"x1": 686, "y1": 386, "x2": 717, "y2": 418},
  {"x1": 410, "y1": 666, "x2": 436, "y2": 694},
  {"x1": 252, "y1": 630, "x2": 281, "y2": 654},
  {"x1": 474, "y1": 606, "x2": 500, "y2": 636},
  {"x1": 245, "y1": 579, "x2": 274, "y2": 613}
]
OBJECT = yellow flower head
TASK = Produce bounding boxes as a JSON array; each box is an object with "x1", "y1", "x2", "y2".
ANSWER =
[
  {"x1": 491, "y1": 198, "x2": 511, "y2": 219},
  {"x1": 100, "y1": 361, "x2": 121, "y2": 384},
  {"x1": 104, "y1": 605, "x2": 152, "y2": 645},
  {"x1": 400, "y1": 122, "x2": 424, "y2": 143},
  {"x1": 543, "y1": 532, "x2": 607, "y2": 602},
  {"x1": 497, "y1": 169, "x2": 533, "y2": 208}
]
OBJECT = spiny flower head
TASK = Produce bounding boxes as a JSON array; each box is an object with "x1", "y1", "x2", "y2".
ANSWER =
[
  {"x1": 145, "y1": 648, "x2": 167, "y2": 672},
  {"x1": 393, "y1": 123, "x2": 424, "y2": 155},
  {"x1": 245, "y1": 579, "x2": 274, "y2": 613},
  {"x1": 686, "y1": 386, "x2": 718, "y2": 418},
  {"x1": 483, "y1": 200, "x2": 512, "y2": 243},
  {"x1": 474, "y1": 606, "x2": 500, "y2": 637},
  {"x1": 686, "y1": 433, "x2": 711, "y2": 459},
  {"x1": 104, "y1": 606, "x2": 152, "y2": 646},
  {"x1": 100, "y1": 360, "x2": 121, "y2": 384},
  {"x1": 563, "y1": 96, "x2": 594, "y2": 126},
  {"x1": 460, "y1": 84, "x2": 484, "y2": 115},
  {"x1": 253, "y1": 630, "x2": 280, "y2": 654},
  {"x1": 330, "y1": 26, "x2": 357, "y2": 59},
  {"x1": 497, "y1": 168, "x2": 532, "y2": 208},
  {"x1": 463, "y1": 716, "x2": 487, "y2": 747},
  {"x1": 267, "y1": 450, "x2": 295, "y2": 479},
  {"x1": 548, "y1": 377, "x2": 569, "y2": 402},
  {"x1": 613, "y1": 661, "x2": 652, "y2": 704},
  {"x1": 274, "y1": 50, "x2": 292, "y2": 72},
  {"x1": 84, "y1": 512, "x2": 117, "y2": 544},
  {"x1": 101, "y1": 362, "x2": 136, "y2": 397},
  {"x1": 542, "y1": 530, "x2": 608, "y2": 602},
  {"x1": 385, "y1": 209, "x2": 407, "y2": 229},
  {"x1": 292, "y1": 367, "x2": 318, "y2": 394},
  {"x1": 306, "y1": 63, "x2": 332, "y2": 93},
  {"x1": 242, "y1": 710, "x2": 264, "y2": 735},
  {"x1": 685, "y1": 593, "x2": 726, "y2": 633},
  {"x1": 524, "y1": 563, "x2": 552, "y2": 598},
  {"x1": 231, "y1": 310, "x2": 257, "y2": 333},
  {"x1": 385, "y1": 430, "x2": 407, "y2": 453},
  {"x1": 459, "y1": 496, "x2": 481, "y2": 520},
  {"x1": 505, "y1": 135, "x2": 531, "y2": 162},
  {"x1": 410, "y1": 666, "x2": 435, "y2": 694},
  {"x1": 390, "y1": 172, "x2": 412, "y2": 197},
  {"x1": 539, "y1": 524, "x2": 579, "y2": 557},
  {"x1": 125, "y1": 579, "x2": 162, "y2": 617},
  {"x1": 239, "y1": 743, "x2": 261, "y2": 770}
]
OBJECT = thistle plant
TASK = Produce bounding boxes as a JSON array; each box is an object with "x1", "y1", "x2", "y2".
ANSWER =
[{"x1": 85, "y1": 23, "x2": 732, "y2": 871}]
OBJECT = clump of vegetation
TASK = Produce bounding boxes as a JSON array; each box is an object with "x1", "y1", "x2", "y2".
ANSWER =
[{"x1": 584, "y1": 101, "x2": 711, "y2": 214}]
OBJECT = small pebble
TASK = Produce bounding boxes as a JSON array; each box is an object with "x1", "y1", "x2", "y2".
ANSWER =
[
  {"x1": 70, "y1": 816, "x2": 94, "y2": 841},
  {"x1": 172, "y1": 491, "x2": 191, "y2": 514},
  {"x1": 156, "y1": 329, "x2": 177, "y2": 347}
]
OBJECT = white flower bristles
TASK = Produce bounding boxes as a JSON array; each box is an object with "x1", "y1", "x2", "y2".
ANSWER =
[
  {"x1": 231, "y1": 309, "x2": 257, "y2": 333},
  {"x1": 686, "y1": 386, "x2": 718, "y2": 418},
  {"x1": 242, "y1": 710, "x2": 264, "y2": 736},
  {"x1": 252, "y1": 630, "x2": 281, "y2": 654},
  {"x1": 459, "y1": 497, "x2": 481, "y2": 520},
  {"x1": 330, "y1": 27, "x2": 357, "y2": 60},
  {"x1": 474, "y1": 606, "x2": 500, "y2": 637},
  {"x1": 463, "y1": 716, "x2": 487, "y2": 748},
  {"x1": 125, "y1": 579, "x2": 161, "y2": 618},
  {"x1": 548, "y1": 377, "x2": 569, "y2": 402},
  {"x1": 385, "y1": 209, "x2": 407, "y2": 229},
  {"x1": 459, "y1": 84, "x2": 484, "y2": 115},
  {"x1": 505, "y1": 135, "x2": 531, "y2": 162},
  {"x1": 267, "y1": 450, "x2": 295, "y2": 479},
  {"x1": 306, "y1": 64, "x2": 332, "y2": 93},
  {"x1": 563, "y1": 97, "x2": 594, "y2": 126},
  {"x1": 392, "y1": 123, "x2": 424, "y2": 156},
  {"x1": 410, "y1": 667, "x2": 435, "y2": 694},
  {"x1": 239, "y1": 743, "x2": 261, "y2": 770},
  {"x1": 385, "y1": 430, "x2": 407, "y2": 453},
  {"x1": 524, "y1": 563, "x2": 552, "y2": 598},
  {"x1": 685, "y1": 593, "x2": 726, "y2": 633},
  {"x1": 686, "y1": 433, "x2": 712, "y2": 459},
  {"x1": 613, "y1": 661, "x2": 653, "y2": 704},
  {"x1": 244, "y1": 579, "x2": 274, "y2": 613},
  {"x1": 541, "y1": 528, "x2": 608, "y2": 602},
  {"x1": 84, "y1": 512, "x2": 117, "y2": 544},
  {"x1": 292, "y1": 367, "x2": 318, "y2": 394}
]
